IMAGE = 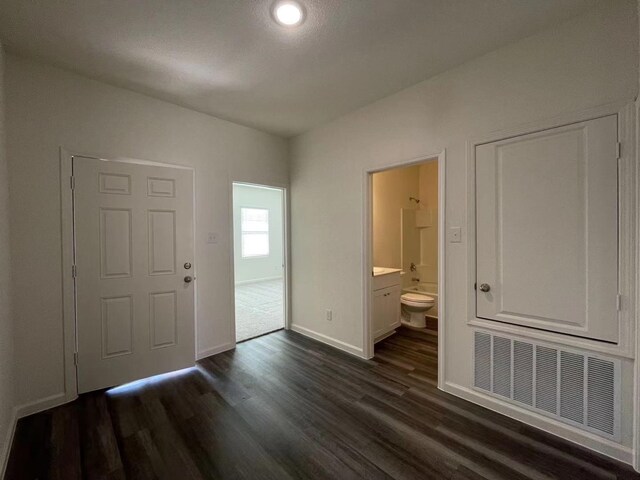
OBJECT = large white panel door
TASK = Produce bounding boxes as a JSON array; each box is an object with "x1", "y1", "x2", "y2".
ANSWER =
[
  {"x1": 476, "y1": 115, "x2": 619, "y2": 343},
  {"x1": 74, "y1": 158, "x2": 195, "y2": 393}
]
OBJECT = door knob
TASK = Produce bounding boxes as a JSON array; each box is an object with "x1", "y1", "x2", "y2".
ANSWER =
[
  {"x1": 184, "y1": 276, "x2": 194, "y2": 283},
  {"x1": 479, "y1": 283, "x2": 491, "y2": 292}
]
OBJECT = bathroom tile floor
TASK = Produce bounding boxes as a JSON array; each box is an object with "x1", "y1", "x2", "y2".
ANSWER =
[{"x1": 234, "y1": 278, "x2": 285, "y2": 342}]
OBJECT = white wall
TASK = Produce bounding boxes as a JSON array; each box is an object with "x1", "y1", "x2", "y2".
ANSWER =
[
  {"x1": 5, "y1": 54, "x2": 288, "y2": 410},
  {"x1": 290, "y1": 0, "x2": 638, "y2": 458},
  {"x1": 0, "y1": 43, "x2": 16, "y2": 476},
  {"x1": 233, "y1": 184, "x2": 284, "y2": 284}
]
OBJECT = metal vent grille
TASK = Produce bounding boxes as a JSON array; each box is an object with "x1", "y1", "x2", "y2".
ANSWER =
[
  {"x1": 474, "y1": 332, "x2": 491, "y2": 391},
  {"x1": 492, "y1": 336, "x2": 511, "y2": 398},
  {"x1": 535, "y1": 346, "x2": 558, "y2": 414},
  {"x1": 560, "y1": 351, "x2": 584, "y2": 424},
  {"x1": 587, "y1": 358, "x2": 615, "y2": 435},
  {"x1": 473, "y1": 331, "x2": 619, "y2": 439},
  {"x1": 513, "y1": 341, "x2": 533, "y2": 406}
]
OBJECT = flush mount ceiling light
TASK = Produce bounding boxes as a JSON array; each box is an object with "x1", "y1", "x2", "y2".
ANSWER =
[{"x1": 272, "y1": 1, "x2": 305, "y2": 27}]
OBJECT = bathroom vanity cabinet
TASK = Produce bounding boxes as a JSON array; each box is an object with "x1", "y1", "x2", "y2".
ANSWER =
[{"x1": 372, "y1": 269, "x2": 402, "y2": 342}]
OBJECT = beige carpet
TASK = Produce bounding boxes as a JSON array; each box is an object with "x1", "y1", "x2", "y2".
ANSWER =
[{"x1": 235, "y1": 278, "x2": 285, "y2": 342}]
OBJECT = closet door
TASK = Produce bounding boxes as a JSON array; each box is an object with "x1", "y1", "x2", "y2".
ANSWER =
[{"x1": 476, "y1": 115, "x2": 619, "y2": 343}]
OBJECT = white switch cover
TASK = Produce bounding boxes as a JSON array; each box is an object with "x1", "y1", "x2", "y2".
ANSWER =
[
  {"x1": 449, "y1": 227, "x2": 462, "y2": 243},
  {"x1": 207, "y1": 232, "x2": 219, "y2": 244},
  {"x1": 326, "y1": 309, "x2": 333, "y2": 321}
]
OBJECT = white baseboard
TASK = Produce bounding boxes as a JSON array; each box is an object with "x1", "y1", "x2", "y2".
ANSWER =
[
  {"x1": 0, "y1": 391, "x2": 72, "y2": 477},
  {"x1": 234, "y1": 275, "x2": 283, "y2": 286},
  {"x1": 197, "y1": 342, "x2": 236, "y2": 360},
  {"x1": 374, "y1": 330, "x2": 396, "y2": 344},
  {"x1": 290, "y1": 324, "x2": 365, "y2": 358},
  {"x1": 16, "y1": 392, "x2": 70, "y2": 419},
  {"x1": 442, "y1": 381, "x2": 633, "y2": 465},
  {"x1": 0, "y1": 406, "x2": 18, "y2": 478}
]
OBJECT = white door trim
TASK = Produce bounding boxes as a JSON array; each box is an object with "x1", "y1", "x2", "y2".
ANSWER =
[
  {"x1": 60, "y1": 148, "x2": 197, "y2": 400},
  {"x1": 362, "y1": 150, "x2": 447, "y2": 389},
  {"x1": 465, "y1": 101, "x2": 636, "y2": 360},
  {"x1": 228, "y1": 180, "x2": 290, "y2": 345},
  {"x1": 634, "y1": 99, "x2": 640, "y2": 474}
]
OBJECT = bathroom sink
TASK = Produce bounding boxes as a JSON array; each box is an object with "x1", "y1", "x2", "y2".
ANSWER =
[{"x1": 373, "y1": 266, "x2": 402, "y2": 276}]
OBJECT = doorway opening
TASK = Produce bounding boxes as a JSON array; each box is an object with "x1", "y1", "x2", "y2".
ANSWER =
[
  {"x1": 364, "y1": 151, "x2": 445, "y2": 386},
  {"x1": 232, "y1": 183, "x2": 286, "y2": 342}
]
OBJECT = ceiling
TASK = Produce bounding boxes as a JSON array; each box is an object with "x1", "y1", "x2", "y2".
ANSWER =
[{"x1": 0, "y1": 0, "x2": 601, "y2": 137}]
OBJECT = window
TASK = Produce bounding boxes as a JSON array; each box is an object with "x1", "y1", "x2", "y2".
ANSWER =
[{"x1": 241, "y1": 208, "x2": 269, "y2": 257}]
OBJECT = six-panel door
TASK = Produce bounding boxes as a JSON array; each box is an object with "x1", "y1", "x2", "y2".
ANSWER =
[
  {"x1": 475, "y1": 115, "x2": 619, "y2": 343},
  {"x1": 74, "y1": 158, "x2": 195, "y2": 393}
]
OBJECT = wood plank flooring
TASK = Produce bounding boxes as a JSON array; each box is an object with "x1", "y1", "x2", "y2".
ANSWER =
[{"x1": 6, "y1": 327, "x2": 640, "y2": 479}]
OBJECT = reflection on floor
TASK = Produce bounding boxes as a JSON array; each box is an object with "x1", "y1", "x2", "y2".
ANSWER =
[{"x1": 235, "y1": 278, "x2": 284, "y2": 342}]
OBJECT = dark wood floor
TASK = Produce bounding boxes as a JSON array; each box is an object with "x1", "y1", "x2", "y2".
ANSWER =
[{"x1": 6, "y1": 327, "x2": 640, "y2": 479}]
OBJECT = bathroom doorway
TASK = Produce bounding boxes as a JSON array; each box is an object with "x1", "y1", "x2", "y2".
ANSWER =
[
  {"x1": 232, "y1": 183, "x2": 287, "y2": 342},
  {"x1": 364, "y1": 152, "x2": 445, "y2": 386}
]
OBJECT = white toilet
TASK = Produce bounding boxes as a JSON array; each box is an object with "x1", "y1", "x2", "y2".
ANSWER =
[{"x1": 400, "y1": 292, "x2": 435, "y2": 328}]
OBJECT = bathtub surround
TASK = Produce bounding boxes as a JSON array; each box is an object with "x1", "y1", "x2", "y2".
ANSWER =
[
  {"x1": 400, "y1": 161, "x2": 439, "y2": 290},
  {"x1": 372, "y1": 165, "x2": 421, "y2": 269},
  {"x1": 291, "y1": 1, "x2": 638, "y2": 462},
  {"x1": 373, "y1": 160, "x2": 439, "y2": 291}
]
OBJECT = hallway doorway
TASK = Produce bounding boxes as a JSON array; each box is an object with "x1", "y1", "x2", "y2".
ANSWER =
[{"x1": 232, "y1": 183, "x2": 286, "y2": 342}]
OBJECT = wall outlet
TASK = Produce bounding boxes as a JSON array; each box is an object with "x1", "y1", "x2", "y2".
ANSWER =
[
  {"x1": 207, "y1": 232, "x2": 219, "y2": 244},
  {"x1": 326, "y1": 309, "x2": 333, "y2": 321}
]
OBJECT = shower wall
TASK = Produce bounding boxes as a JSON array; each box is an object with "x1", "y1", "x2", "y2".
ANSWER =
[
  {"x1": 373, "y1": 160, "x2": 438, "y2": 288},
  {"x1": 372, "y1": 165, "x2": 420, "y2": 268},
  {"x1": 399, "y1": 161, "x2": 438, "y2": 288}
]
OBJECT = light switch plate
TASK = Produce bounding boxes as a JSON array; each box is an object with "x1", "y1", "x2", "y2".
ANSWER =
[{"x1": 449, "y1": 227, "x2": 462, "y2": 243}]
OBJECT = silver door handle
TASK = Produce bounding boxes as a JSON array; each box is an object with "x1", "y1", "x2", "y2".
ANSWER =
[
  {"x1": 479, "y1": 283, "x2": 491, "y2": 292},
  {"x1": 184, "y1": 276, "x2": 195, "y2": 283}
]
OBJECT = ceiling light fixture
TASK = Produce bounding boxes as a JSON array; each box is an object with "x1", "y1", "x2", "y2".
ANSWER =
[{"x1": 273, "y1": 1, "x2": 305, "y2": 27}]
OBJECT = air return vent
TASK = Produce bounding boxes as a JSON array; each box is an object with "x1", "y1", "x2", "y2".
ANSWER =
[{"x1": 473, "y1": 331, "x2": 619, "y2": 439}]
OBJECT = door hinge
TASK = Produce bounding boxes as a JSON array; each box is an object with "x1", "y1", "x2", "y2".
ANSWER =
[
  {"x1": 616, "y1": 142, "x2": 622, "y2": 159},
  {"x1": 72, "y1": 265, "x2": 77, "y2": 278},
  {"x1": 73, "y1": 352, "x2": 78, "y2": 366},
  {"x1": 616, "y1": 294, "x2": 622, "y2": 311},
  {"x1": 70, "y1": 175, "x2": 75, "y2": 190}
]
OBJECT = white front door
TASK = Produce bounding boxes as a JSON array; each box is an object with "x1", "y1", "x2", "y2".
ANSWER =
[
  {"x1": 476, "y1": 115, "x2": 619, "y2": 343},
  {"x1": 74, "y1": 157, "x2": 195, "y2": 393}
]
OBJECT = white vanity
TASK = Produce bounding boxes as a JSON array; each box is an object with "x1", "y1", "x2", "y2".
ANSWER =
[{"x1": 372, "y1": 267, "x2": 402, "y2": 342}]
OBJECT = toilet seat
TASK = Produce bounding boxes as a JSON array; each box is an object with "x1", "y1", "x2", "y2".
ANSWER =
[{"x1": 401, "y1": 292, "x2": 435, "y2": 308}]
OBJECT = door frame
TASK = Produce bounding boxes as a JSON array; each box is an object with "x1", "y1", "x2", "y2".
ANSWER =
[
  {"x1": 362, "y1": 150, "x2": 446, "y2": 389},
  {"x1": 635, "y1": 99, "x2": 640, "y2": 474},
  {"x1": 60, "y1": 148, "x2": 197, "y2": 401},
  {"x1": 466, "y1": 101, "x2": 636, "y2": 359},
  {"x1": 228, "y1": 181, "x2": 290, "y2": 345}
]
